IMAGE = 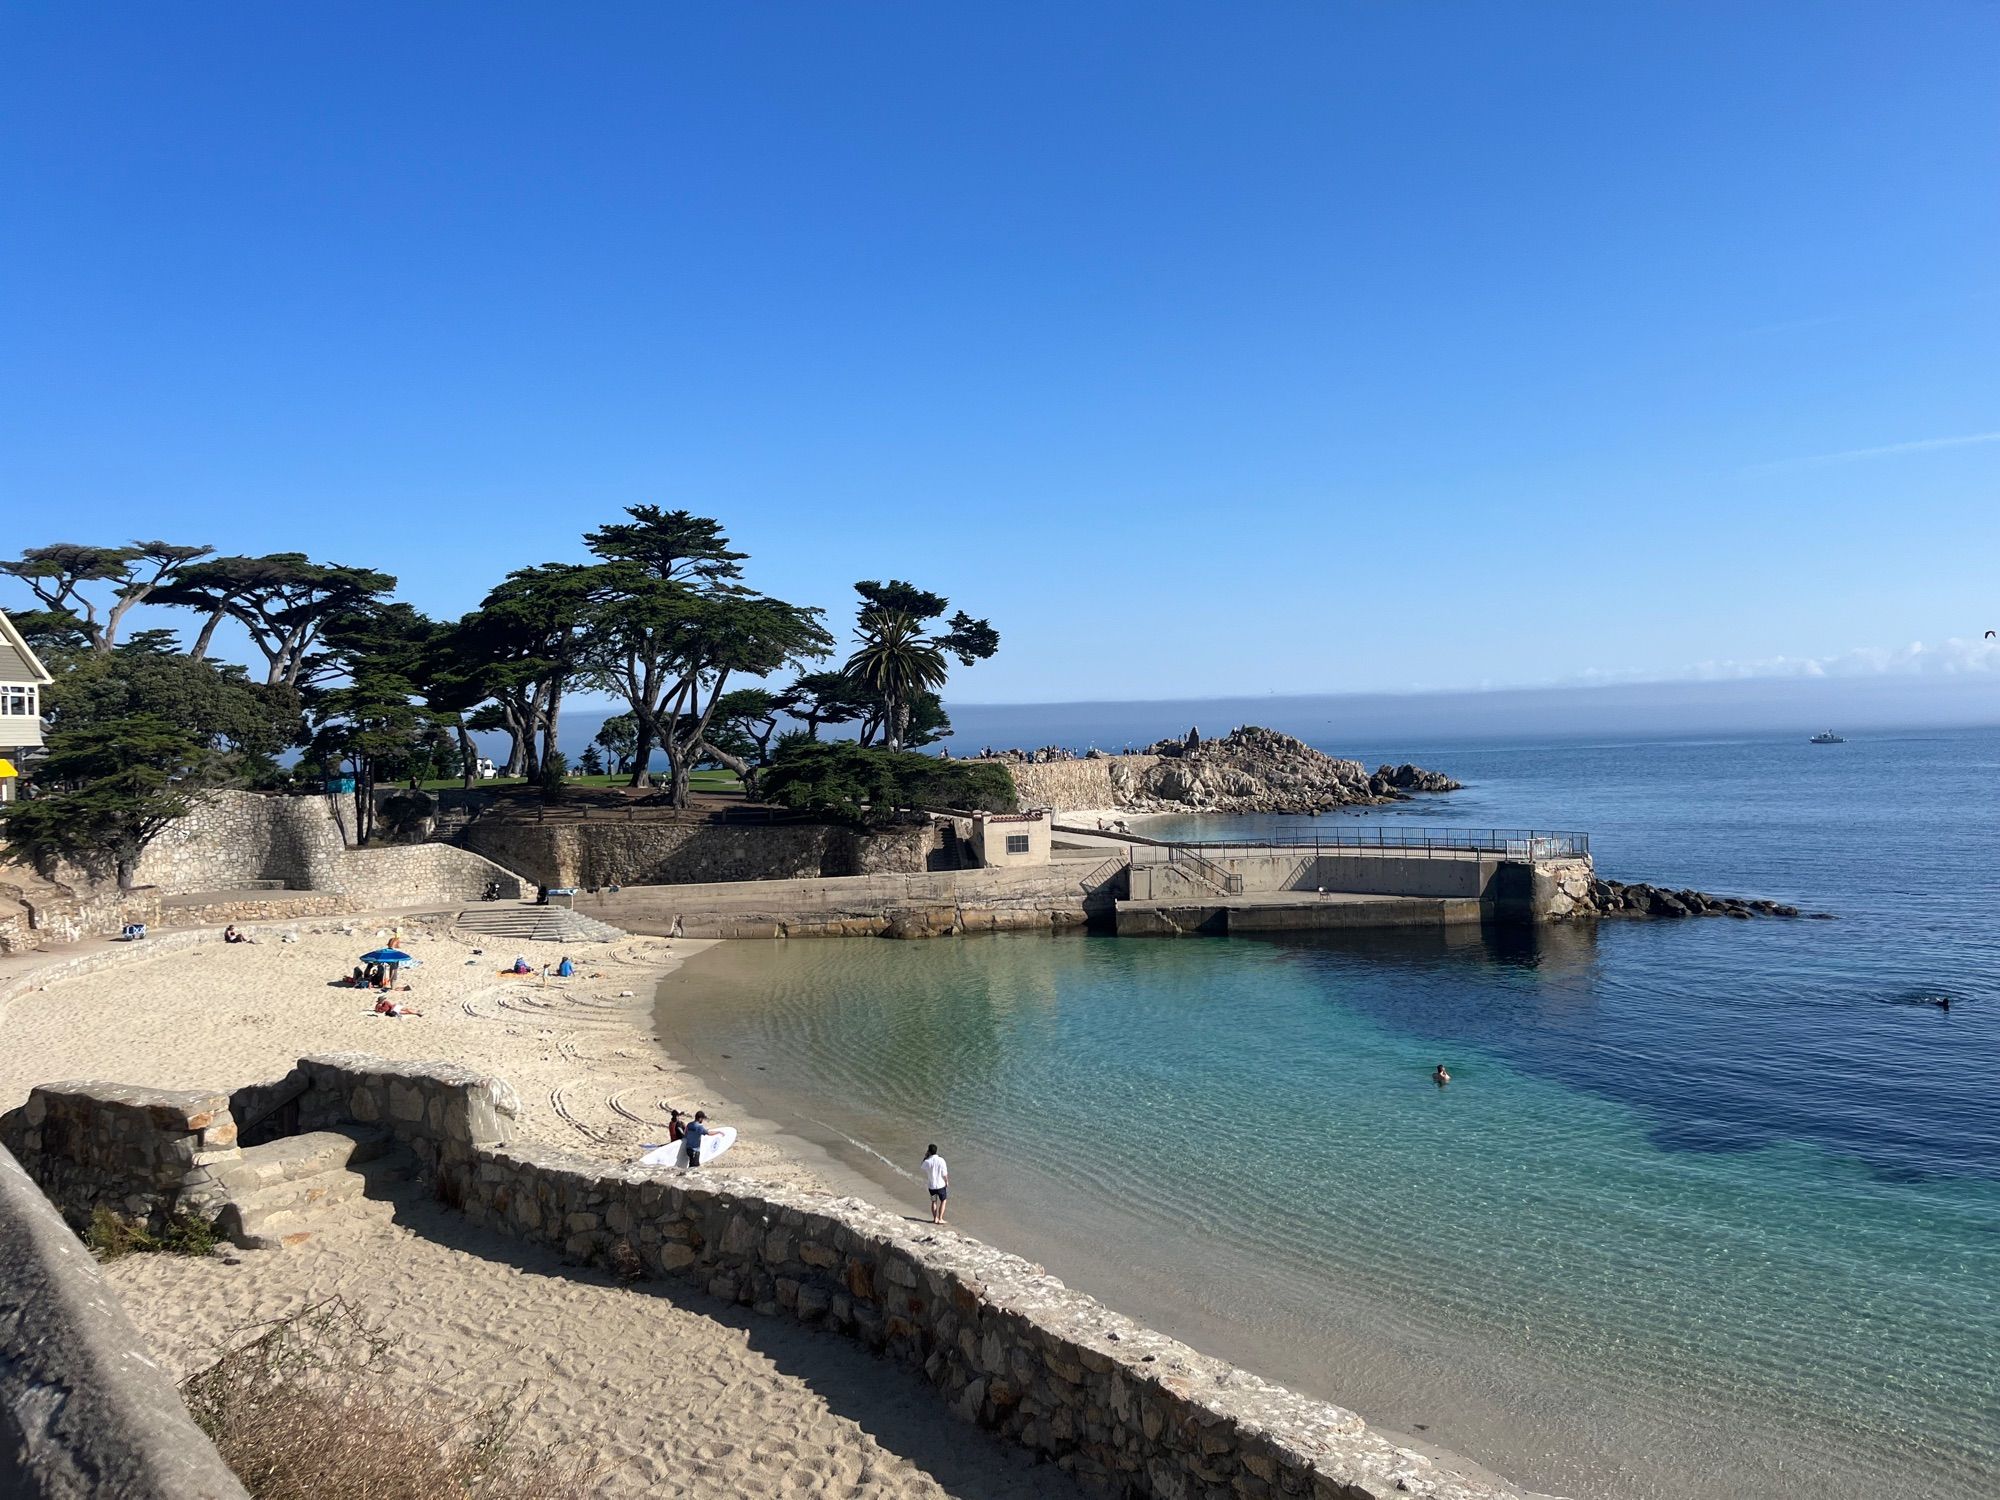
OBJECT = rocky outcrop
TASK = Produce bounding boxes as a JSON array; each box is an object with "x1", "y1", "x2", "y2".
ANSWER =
[
  {"x1": 1010, "y1": 727, "x2": 1460, "y2": 816},
  {"x1": 1371, "y1": 762, "x2": 1463, "y2": 795},
  {"x1": 1576, "y1": 878, "x2": 1826, "y2": 920}
]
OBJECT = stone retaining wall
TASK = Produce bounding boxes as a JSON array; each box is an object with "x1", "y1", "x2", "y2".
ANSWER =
[
  {"x1": 0, "y1": 1143, "x2": 249, "y2": 1499},
  {"x1": 460, "y1": 815, "x2": 959, "y2": 890},
  {"x1": 1007, "y1": 757, "x2": 1164, "y2": 813},
  {"x1": 576, "y1": 858, "x2": 1129, "y2": 939},
  {"x1": 4, "y1": 1055, "x2": 1531, "y2": 1500},
  {"x1": 23, "y1": 792, "x2": 527, "y2": 948},
  {"x1": 0, "y1": 1083, "x2": 237, "y2": 1236}
]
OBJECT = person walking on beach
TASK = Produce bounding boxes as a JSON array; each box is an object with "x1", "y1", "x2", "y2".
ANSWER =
[
  {"x1": 682, "y1": 1111, "x2": 711, "y2": 1168},
  {"x1": 921, "y1": 1144, "x2": 949, "y2": 1223}
]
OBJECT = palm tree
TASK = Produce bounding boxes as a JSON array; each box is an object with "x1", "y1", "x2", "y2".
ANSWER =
[{"x1": 844, "y1": 607, "x2": 948, "y2": 751}]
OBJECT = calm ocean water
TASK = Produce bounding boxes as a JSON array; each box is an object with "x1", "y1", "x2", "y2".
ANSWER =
[{"x1": 658, "y1": 727, "x2": 2000, "y2": 1499}]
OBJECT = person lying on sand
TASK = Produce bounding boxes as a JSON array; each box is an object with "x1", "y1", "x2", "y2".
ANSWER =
[{"x1": 374, "y1": 996, "x2": 423, "y2": 1018}]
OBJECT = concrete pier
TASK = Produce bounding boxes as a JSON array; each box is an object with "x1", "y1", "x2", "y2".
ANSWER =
[{"x1": 1095, "y1": 828, "x2": 1596, "y2": 936}]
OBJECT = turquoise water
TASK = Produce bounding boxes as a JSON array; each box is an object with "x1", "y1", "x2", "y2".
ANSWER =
[{"x1": 658, "y1": 729, "x2": 2000, "y2": 1499}]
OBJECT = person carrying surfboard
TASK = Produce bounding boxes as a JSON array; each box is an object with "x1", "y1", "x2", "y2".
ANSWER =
[
  {"x1": 921, "y1": 1145, "x2": 949, "y2": 1223},
  {"x1": 682, "y1": 1111, "x2": 711, "y2": 1168}
]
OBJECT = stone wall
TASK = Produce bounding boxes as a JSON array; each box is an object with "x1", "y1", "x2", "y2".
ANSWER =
[
  {"x1": 17, "y1": 792, "x2": 526, "y2": 950},
  {"x1": 3, "y1": 1054, "x2": 1527, "y2": 1500},
  {"x1": 0, "y1": 1143, "x2": 249, "y2": 1500},
  {"x1": 461, "y1": 814, "x2": 960, "y2": 890},
  {"x1": 1007, "y1": 756, "x2": 1164, "y2": 813},
  {"x1": 0, "y1": 875, "x2": 159, "y2": 955},
  {"x1": 0, "y1": 1083, "x2": 237, "y2": 1236},
  {"x1": 577, "y1": 857, "x2": 1129, "y2": 939}
]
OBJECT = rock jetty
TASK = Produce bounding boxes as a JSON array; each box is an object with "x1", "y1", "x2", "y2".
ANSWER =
[
  {"x1": 997, "y1": 726, "x2": 1461, "y2": 815},
  {"x1": 1581, "y1": 878, "x2": 1824, "y2": 920}
]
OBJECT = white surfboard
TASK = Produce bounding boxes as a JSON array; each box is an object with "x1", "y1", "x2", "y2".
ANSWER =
[{"x1": 639, "y1": 1125, "x2": 737, "y2": 1169}]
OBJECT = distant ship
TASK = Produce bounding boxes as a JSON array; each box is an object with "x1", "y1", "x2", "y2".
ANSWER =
[{"x1": 1809, "y1": 731, "x2": 1846, "y2": 744}]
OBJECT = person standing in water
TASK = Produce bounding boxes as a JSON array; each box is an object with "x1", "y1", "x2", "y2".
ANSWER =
[
  {"x1": 921, "y1": 1144, "x2": 949, "y2": 1223},
  {"x1": 1433, "y1": 1064, "x2": 1451, "y2": 1086}
]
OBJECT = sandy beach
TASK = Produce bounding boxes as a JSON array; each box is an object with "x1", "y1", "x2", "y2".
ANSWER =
[{"x1": 0, "y1": 916, "x2": 1084, "y2": 1499}]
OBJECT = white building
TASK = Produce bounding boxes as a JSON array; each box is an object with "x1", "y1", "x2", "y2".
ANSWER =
[{"x1": 0, "y1": 609, "x2": 52, "y2": 804}]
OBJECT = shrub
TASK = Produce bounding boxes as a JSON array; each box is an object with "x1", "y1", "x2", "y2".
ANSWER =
[
  {"x1": 761, "y1": 740, "x2": 1016, "y2": 826},
  {"x1": 85, "y1": 1208, "x2": 221, "y2": 1261},
  {"x1": 182, "y1": 1297, "x2": 594, "y2": 1500},
  {"x1": 538, "y1": 751, "x2": 569, "y2": 805}
]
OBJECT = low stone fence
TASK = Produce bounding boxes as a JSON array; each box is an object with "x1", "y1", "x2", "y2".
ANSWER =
[
  {"x1": 0, "y1": 1143, "x2": 248, "y2": 1499},
  {"x1": 0, "y1": 1083, "x2": 238, "y2": 1236},
  {"x1": 4, "y1": 1054, "x2": 1528, "y2": 1499}
]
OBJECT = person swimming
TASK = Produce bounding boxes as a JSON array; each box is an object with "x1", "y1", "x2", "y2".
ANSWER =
[{"x1": 1433, "y1": 1064, "x2": 1451, "y2": 1086}]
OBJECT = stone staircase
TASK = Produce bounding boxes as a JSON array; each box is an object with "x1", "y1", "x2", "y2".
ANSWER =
[
  {"x1": 208, "y1": 1127, "x2": 396, "y2": 1250},
  {"x1": 453, "y1": 902, "x2": 628, "y2": 944}
]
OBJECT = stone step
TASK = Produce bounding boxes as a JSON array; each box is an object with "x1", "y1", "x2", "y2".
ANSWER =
[
  {"x1": 454, "y1": 904, "x2": 628, "y2": 944},
  {"x1": 211, "y1": 1128, "x2": 397, "y2": 1250}
]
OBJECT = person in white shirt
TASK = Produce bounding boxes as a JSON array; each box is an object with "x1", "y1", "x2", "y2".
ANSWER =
[{"x1": 920, "y1": 1144, "x2": 949, "y2": 1223}]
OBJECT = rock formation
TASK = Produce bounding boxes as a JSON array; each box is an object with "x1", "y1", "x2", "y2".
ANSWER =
[
  {"x1": 1019, "y1": 726, "x2": 1462, "y2": 815},
  {"x1": 1577, "y1": 878, "x2": 1827, "y2": 920}
]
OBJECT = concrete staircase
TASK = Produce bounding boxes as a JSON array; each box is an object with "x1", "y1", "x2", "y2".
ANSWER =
[
  {"x1": 210, "y1": 1127, "x2": 395, "y2": 1250},
  {"x1": 453, "y1": 902, "x2": 628, "y2": 944}
]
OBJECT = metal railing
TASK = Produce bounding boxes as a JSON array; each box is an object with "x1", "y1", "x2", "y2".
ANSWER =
[
  {"x1": 1166, "y1": 844, "x2": 1246, "y2": 895},
  {"x1": 1133, "y1": 827, "x2": 1590, "y2": 863}
]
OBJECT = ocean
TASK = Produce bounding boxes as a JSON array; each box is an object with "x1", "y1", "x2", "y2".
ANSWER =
[{"x1": 655, "y1": 725, "x2": 2000, "y2": 1499}]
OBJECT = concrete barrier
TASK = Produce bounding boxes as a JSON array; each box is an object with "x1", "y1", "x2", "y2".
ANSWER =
[{"x1": 0, "y1": 1144, "x2": 247, "y2": 1500}]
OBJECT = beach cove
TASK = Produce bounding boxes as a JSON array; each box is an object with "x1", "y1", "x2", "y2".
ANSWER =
[
  {"x1": 654, "y1": 727, "x2": 2000, "y2": 1500},
  {"x1": 0, "y1": 914, "x2": 1537, "y2": 1500}
]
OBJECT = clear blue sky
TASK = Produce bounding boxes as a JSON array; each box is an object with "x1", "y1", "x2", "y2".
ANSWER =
[{"x1": 3, "y1": 2, "x2": 1996, "y2": 704}]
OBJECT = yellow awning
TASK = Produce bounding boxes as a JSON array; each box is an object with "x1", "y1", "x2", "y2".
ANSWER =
[{"x1": 0, "y1": 759, "x2": 16, "y2": 778}]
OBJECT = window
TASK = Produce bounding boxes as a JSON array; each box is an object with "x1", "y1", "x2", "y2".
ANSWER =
[
  {"x1": 0, "y1": 686, "x2": 33, "y2": 716},
  {"x1": 1005, "y1": 833, "x2": 1030, "y2": 855}
]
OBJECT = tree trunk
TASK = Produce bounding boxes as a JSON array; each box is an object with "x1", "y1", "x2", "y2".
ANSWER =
[
  {"x1": 115, "y1": 848, "x2": 138, "y2": 891},
  {"x1": 699, "y1": 740, "x2": 756, "y2": 797},
  {"x1": 189, "y1": 608, "x2": 225, "y2": 660},
  {"x1": 541, "y1": 683, "x2": 564, "y2": 777},
  {"x1": 628, "y1": 716, "x2": 658, "y2": 789},
  {"x1": 457, "y1": 719, "x2": 475, "y2": 789}
]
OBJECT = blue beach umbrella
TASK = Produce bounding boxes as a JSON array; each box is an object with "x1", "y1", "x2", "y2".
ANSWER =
[{"x1": 360, "y1": 948, "x2": 413, "y2": 965}]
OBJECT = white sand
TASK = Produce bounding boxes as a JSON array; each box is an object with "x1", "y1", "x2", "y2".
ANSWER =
[{"x1": 0, "y1": 916, "x2": 1082, "y2": 1499}]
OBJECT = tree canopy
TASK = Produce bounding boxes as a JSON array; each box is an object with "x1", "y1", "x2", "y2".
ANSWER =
[{"x1": 761, "y1": 739, "x2": 1016, "y2": 826}]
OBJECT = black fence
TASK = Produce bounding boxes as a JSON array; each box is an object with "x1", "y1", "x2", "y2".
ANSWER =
[{"x1": 1134, "y1": 827, "x2": 1591, "y2": 861}]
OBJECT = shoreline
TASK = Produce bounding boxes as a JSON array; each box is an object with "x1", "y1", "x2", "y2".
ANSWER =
[
  {"x1": 0, "y1": 913, "x2": 1542, "y2": 1497},
  {"x1": 650, "y1": 935, "x2": 1549, "y2": 1498}
]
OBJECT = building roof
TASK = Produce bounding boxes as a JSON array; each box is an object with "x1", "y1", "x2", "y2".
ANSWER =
[{"x1": 0, "y1": 609, "x2": 55, "y2": 686}]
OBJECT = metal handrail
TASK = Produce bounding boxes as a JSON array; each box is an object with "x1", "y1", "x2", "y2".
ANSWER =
[
  {"x1": 1135, "y1": 827, "x2": 1590, "y2": 861},
  {"x1": 1166, "y1": 844, "x2": 1246, "y2": 894}
]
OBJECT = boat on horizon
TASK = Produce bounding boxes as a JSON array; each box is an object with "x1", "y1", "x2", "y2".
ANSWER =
[{"x1": 1810, "y1": 731, "x2": 1846, "y2": 744}]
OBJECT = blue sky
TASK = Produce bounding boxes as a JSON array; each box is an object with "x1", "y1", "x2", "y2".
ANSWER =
[{"x1": 3, "y1": 3, "x2": 1997, "y2": 706}]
